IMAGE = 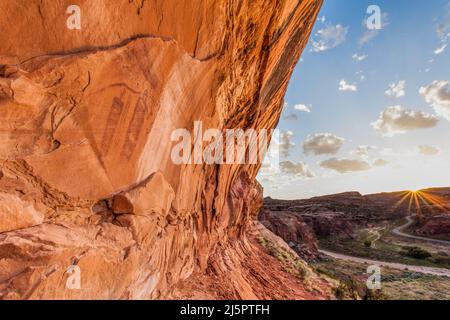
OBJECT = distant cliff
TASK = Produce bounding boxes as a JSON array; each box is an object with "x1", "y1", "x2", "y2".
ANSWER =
[{"x1": 260, "y1": 188, "x2": 450, "y2": 259}]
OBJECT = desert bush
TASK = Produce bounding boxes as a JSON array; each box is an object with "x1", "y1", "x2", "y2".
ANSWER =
[
  {"x1": 364, "y1": 288, "x2": 387, "y2": 300},
  {"x1": 402, "y1": 246, "x2": 432, "y2": 259},
  {"x1": 258, "y1": 237, "x2": 308, "y2": 279},
  {"x1": 332, "y1": 284, "x2": 347, "y2": 300},
  {"x1": 332, "y1": 279, "x2": 359, "y2": 300},
  {"x1": 315, "y1": 266, "x2": 333, "y2": 277},
  {"x1": 433, "y1": 255, "x2": 450, "y2": 265}
]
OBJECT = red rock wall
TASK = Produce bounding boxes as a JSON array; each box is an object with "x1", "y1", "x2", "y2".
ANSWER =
[{"x1": 0, "y1": 0, "x2": 323, "y2": 299}]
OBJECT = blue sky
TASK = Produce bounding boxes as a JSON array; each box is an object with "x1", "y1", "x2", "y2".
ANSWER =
[{"x1": 258, "y1": 0, "x2": 450, "y2": 199}]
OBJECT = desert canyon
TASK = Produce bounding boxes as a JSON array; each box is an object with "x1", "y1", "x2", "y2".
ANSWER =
[{"x1": 2, "y1": 0, "x2": 449, "y2": 301}]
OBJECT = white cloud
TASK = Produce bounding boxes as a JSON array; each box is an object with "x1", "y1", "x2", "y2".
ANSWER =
[
  {"x1": 436, "y1": 4, "x2": 450, "y2": 41},
  {"x1": 419, "y1": 80, "x2": 450, "y2": 121},
  {"x1": 303, "y1": 133, "x2": 345, "y2": 155},
  {"x1": 351, "y1": 145, "x2": 377, "y2": 158},
  {"x1": 352, "y1": 53, "x2": 368, "y2": 61},
  {"x1": 385, "y1": 80, "x2": 406, "y2": 98},
  {"x1": 293, "y1": 104, "x2": 311, "y2": 113},
  {"x1": 280, "y1": 161, "x2": 315, "y2": 178},
  {"x1": 283, "y1": 113, "x2": 298, "y2": 120},
  {"x1": 311, "y1": 24, "x2": 348, "y2": 52},
  {"x1": 320, "y1": 158, "x2": 371, "y2": 173},
  {"x1": 359, "y1": 12, "x2": 389, "y2": 45},
  {"x1": 355, "y1": 70, "x2": 365, "y2": 81},
  {"x1": 279, "y1": 131, "x2": 295, "y2": 157},
  {"x1": 433, "y1": 4, "x2": 450, "y2": 56},
  {"x1": 434, "y1": 43, "x2": 447, "y2": 55},
  {"x1": 339, "y1": 79, "x2": 357, "y2": 92},
  {"x1": 371, "y1": 105, "x2": 439, "y2": 137},
  {"x1": 417, "y1": 145, "x2": 441, "y2": 156},
  {"x1": 373, "y1": 158, "x2": 388, "y2": 167}
]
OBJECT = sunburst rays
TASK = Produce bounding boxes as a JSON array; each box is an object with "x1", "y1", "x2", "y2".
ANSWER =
[{"x1": 391, "y1": 190, "x2": 450, "y2": 216}]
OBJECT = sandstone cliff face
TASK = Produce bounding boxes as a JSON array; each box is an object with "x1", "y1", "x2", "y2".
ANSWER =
[
  {"x1": 0, "y1": 0, "x2": 326, "y2": 299},
  {"x1": 415, "y1": 215, "x2": 450, "y2": 239},
  {"x1": 412, "y1": 188, "x2": 450, "y2": 238},
  {"x1": 259, "y1": 209, "x2": 319, "y2": 261}
]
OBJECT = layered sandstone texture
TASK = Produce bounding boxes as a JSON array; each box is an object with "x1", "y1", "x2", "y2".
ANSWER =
[{"x1": 0, "y1": 0, "x2": 327, "y2": 299}]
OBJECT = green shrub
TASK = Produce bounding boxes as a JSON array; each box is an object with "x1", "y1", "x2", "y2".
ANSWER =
[
  {"x1": 364, "y1": 289, "x2": 386, "y2": 300},
  {"x1": 332, "y1": 284, "x2": 347, "y2": 300},
  {"x1": 258, "y1": 237, "x2": 308, "y2": 280},
  {"x1": 403, "y1": 246, "x2": 432, "y2": 259},
  {"x1": 332, "y1": 280, "x2": 359, "y2": 300},
  {"x1": 433, "y1": 255, "x2": 450, "y2": 265}
]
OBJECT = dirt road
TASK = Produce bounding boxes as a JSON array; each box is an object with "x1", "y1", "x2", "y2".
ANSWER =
[
  {"x1": 319, "y1": 249, "x2": 450, "y2": 277},
  {"x1": 392, "y1": 216, "x2": 450, "y2": 246}
]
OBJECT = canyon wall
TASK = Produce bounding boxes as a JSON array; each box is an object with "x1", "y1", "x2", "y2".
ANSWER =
[{"x1": 0, "y1": 0, "x2": 325, "y2": 299}]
